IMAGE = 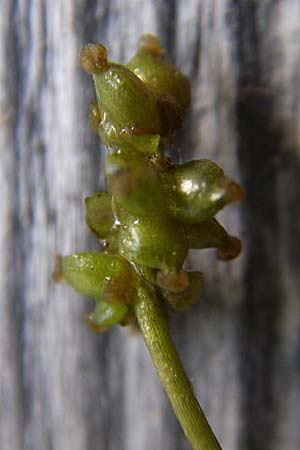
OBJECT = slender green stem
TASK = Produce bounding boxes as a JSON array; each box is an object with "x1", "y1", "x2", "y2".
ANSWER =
[{"x1": 134, "y1": 280, "x2": 223, "y2": 450}]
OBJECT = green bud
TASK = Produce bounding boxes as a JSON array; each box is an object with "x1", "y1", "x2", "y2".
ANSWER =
[
  {"x1": 162, "y1": 159, "x2": 245, "y2": 222},
  {"x1": 60, "y1": 252, "x2": 135, "y2": 305},
  {"x1": 88, "y1": 300, "x2": 129, "y2": 328},
  {"x1": 118, "y1": 211, "x2": 188, "y2": 273},
  {"x1": 81, "y1": 43, "x2": 163, "y2": 150},
  {"x1": 160, "y1": 271, "x2": 204, "y2": 312},
  {"x1": 106, "y1": 150, "x2": 164, "y2": 215},
  {"x1": 127, "y1": 34, "x2": 191, "y2": 116}
]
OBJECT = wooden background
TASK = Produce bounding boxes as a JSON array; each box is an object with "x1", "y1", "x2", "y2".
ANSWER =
[{"x1": 1, "y1": 1, "x2": 299, "y2": 449}]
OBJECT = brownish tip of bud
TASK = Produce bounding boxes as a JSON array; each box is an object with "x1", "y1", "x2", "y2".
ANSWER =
[
  {"x1": 80, "y1": 43, "x2": 108, "y2": 75},
  {"x1": 217, "y1": 236, "x2": 242, "y2": 261},
  {"x1": 86, "y1": 316, "x2": 110, "y2": 334},
  {"x1": 156, "y1": 270, "x2": 189, "y2": 293},
  {"x1": 224, "y1": 178, "x2": 246, "y2": 204},
  {"x1": 139, "y1": 34, "x2": 164, "y2": 57}
]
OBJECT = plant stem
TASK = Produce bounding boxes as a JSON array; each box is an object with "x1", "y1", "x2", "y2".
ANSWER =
[{"x1": 134, "y1": 280, "x2": 223, "y2": 450}]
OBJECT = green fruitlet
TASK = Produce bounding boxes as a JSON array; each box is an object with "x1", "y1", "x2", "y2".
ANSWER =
[
  {"x1": 106, "y1": 150, "x2": 165, "y2": 215},
  {"x1": 118, "y1": 211, "x2": 188, "y2": 274},
  {"x1": 127, "y1": 34, "x2": 191, "y2": 129},
  {"x1": 81, "y1": 44, "x2": 164, "y2": 151},
  {"x1": 161, "y1": 159, "x2": 245, "y2": 223},
  {"x1": 60, "y1": 252, "x2": 135, "y2": 305}
]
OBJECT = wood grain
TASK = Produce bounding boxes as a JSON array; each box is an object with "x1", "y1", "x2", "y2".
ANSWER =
[{"x1": 0, "y1": 1, "x2": 299, "y2": 449}]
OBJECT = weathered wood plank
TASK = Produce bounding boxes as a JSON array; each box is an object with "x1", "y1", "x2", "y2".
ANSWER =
[
  {"x1": 0, "y1": 1, "x2": 299, "y2": 450},
  {"x1": 0, "y1": 3, "x2": 25, "y2": 448}
]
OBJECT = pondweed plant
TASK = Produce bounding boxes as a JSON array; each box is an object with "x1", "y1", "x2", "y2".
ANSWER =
[{"x1": 54, "y1": 35, "x2": 245, "y2": 450}]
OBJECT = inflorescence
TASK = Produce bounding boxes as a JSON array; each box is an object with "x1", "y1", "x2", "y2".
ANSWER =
[{"x1": 55, "y1": 34, "x2": 245, "y2": 332}]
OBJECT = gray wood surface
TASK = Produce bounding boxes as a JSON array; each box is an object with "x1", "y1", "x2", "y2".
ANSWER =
[{"x1": 1, "y1": 1, "x2": 299, "y2": 449}]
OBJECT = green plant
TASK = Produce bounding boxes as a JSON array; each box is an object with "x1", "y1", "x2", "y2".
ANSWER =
[{"x1": 54, "y1": 34, "x2": 245, "y2": 450}]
